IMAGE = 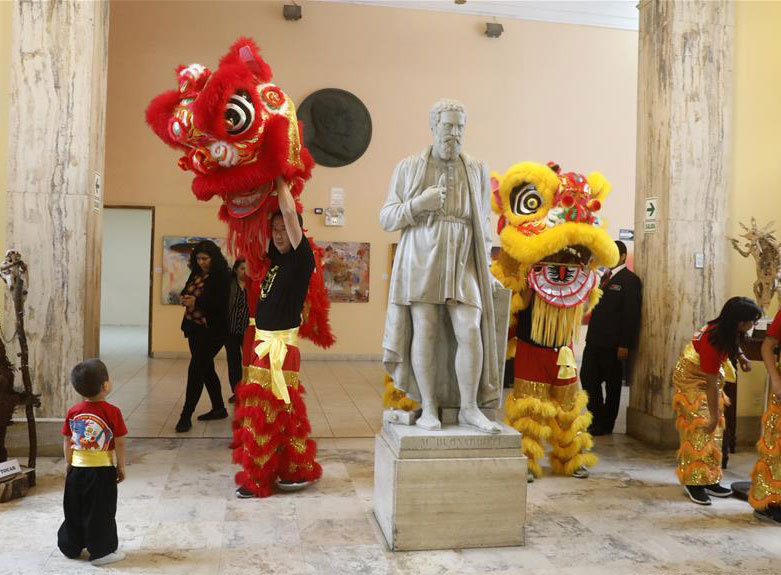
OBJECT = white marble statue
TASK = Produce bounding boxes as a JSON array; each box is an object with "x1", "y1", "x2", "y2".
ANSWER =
[{"x1": 380, "y1": 99, "x2": 508, "y2": 434}]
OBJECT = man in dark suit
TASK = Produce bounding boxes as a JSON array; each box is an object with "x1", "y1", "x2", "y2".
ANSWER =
[{"x1": 582, "y1": 241, "x2": 642, "y2": 435}]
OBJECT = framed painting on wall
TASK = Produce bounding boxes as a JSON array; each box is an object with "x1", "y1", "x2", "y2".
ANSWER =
[
  {"x1": 320, "y1": 241, "x2": 370, "y2": 303},
  {"x1": 161, "y1": 236, "x2": 227, "y2": 305}
]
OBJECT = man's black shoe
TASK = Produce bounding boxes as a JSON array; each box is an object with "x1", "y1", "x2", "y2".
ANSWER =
[
  {"x1": 685, "y1": 485, "x2": 712, "y2": 505},
  {"x1": 175, "y1": 416, "x2": 192, "y2": 433},
  {"x1": 235, "y1": 486, "x2": 256, "y2": 499},
  {"x1": 197, "y1": 408, "x2": 229, "y2": 421},
  {"x1": 704, "y1": 483, "x2": 733, "y2": 498},
  {"x1": 754, "y1": 507, "x2": 781, "y2": 525}
]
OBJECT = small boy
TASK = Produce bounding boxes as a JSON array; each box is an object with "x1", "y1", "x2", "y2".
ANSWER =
[{"x1": 57, "y1": 359, "x2": 127, "y2": 566}]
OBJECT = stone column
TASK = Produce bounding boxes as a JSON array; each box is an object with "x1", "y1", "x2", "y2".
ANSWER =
[
  {"x1": 5, "y1": 0, "x2": 109, "y2": 419},
  {"x1": 627, "y1": 0, "x2": 733, "y2": 447}
]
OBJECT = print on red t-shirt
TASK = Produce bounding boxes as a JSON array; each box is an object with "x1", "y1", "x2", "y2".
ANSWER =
[
  {"x1": 61, "y1": 401, "x2": 128, "y2": 451},
  {"x1": 692, "y1": 324, "x2": 727, "y2": 375}
]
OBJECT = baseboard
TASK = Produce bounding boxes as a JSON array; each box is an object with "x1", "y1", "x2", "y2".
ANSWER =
[
  {"x1": 734, "y1": 415, "x2": 761, "y2": 447},
  {"x1": 626, "y1": 408, "x2": 763, "y2": 449},
  {"x1": 625, "y1": 407, "x2": 678, "y2": 449}
]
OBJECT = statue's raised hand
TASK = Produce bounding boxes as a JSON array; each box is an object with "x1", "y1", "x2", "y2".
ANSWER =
[{"x1": 412, "y1": 174, "x2": 446, "y2": 217}]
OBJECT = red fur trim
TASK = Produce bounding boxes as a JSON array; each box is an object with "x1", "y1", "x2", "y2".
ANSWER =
[
  {"x1": 144, "y1": 89, "x2": 187, "y2": 150},
  {"x1": 221, "y1": 37, "x2": 273, "y2": 83}
]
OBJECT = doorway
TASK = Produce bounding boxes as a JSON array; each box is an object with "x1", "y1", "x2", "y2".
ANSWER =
[{"x1": 100, "y1": 207, "x2": 154, "y2": 357}]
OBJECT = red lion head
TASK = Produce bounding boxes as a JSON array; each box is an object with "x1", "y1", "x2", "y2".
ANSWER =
[{"x1": 146, "y1": 38, "x2": 333, "y2": 348}]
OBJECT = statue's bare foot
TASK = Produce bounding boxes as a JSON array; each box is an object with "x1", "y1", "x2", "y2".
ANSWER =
[
  {"x1": 416, "y1": 409, "x2": 442, "y2": 431},
  {"x1": 458, "y1": 407, "x2": 501, "y2": 434}
]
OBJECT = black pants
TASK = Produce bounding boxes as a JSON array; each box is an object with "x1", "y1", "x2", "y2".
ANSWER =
[
  {"x1": 182, "y1": 330, "x2": 225, "y2": 418},
  {"x1": 581, "y1": 344, "x2": 624, "y2": 433},
  {"x1": 57, "y1": 466, "x2": 118, "y2": 561},
  {"x1": 225, "y1": 333, "x2": 244, "y2": 393}
]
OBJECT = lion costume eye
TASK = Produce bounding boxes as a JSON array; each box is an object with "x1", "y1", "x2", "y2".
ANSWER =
[
  {"x1": 225, "y1": 91, "x2": 255, "y2": 135},
  {"x1": 510, "y1": 183, "x2": 544, "y2": 216}
]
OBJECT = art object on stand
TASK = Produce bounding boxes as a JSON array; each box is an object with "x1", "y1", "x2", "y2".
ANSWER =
[
  {"x1": 320, "y1": 241, "x2": 370, "y2": 302},
  {"x1": 490, "y1": 161, "x2": 619, "y2": 480},
  {"x1": 380, "y1": 98, "x2": 510, "y2": 434},
  {"x1": 0, "y1": 251, "x2": 41, "y2": 502},
  {"x1": 161, "y1": 236, "x2": 227, "y2": 305},
  {"x1": 730, "y1": 218, "x2": 781, "y2": 314},
  {"x1": 375, "y1": 99, "x2": 524, "y2": 552},
  {"x1": 146, "y1": 37, "x2": 334, "y2": 498},
  {"x1": 298, "y1": 88, "x2": 372, "y2": 168}
]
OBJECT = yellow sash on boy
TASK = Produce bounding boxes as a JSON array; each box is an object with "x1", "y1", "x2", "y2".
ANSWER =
[
  {"x1": 71, "y1": 450, "x2": 113, "y2": 467},
  {"x1": 254, "y1": 327, "x2": 299, "y2": 404}
]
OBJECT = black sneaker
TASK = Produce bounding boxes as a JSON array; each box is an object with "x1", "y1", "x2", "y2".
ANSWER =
[
  {"x1": 175, "y1": 416, "x2": 192, "y2": 433},
  {"x1": 197, "y1": 408, "x2": 228, "y2": 421},
  {"x1": 235, "y1": 486, "x2": 256, "y2": 499},
  {"x1": 685, "y1": 485, "x2": 712, "y2": 505},
  {"x1": 704, "y1": 483, "x2": 733, "y2": 498},
  {"x1": 228, "y1": 395, "x2": 236, "y2": 404}
]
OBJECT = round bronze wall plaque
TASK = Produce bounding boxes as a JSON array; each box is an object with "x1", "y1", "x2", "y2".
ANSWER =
[{"x1": 298, "y1": 88, "x2": 372, "y2": 168}]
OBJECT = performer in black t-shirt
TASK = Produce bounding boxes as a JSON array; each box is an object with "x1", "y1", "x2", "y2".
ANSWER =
[{"x1": 232, "y1": 177, "x2": 323, "y2": 498}]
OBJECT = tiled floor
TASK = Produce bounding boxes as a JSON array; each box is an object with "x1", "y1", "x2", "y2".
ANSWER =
[
  {"x1": 100, "y1": 326, "x2": 386, "y2": 439},
  {"x1": 2, "y1": 327, "x2": 777, "y2": 574},
  {"x1": 2, "y1": 434, "x2": 779, "y2": 574}
]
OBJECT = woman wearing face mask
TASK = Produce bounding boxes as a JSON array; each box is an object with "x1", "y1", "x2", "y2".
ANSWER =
[
  {"x1": 225, "y1": 258, "x2": 249, "y2": 404},
  {"x1": 673, "y1": 296, "x2": 762, "y2": 505},
  {"x1": 176, "y1": 240, "x2": 231, "y2": 433}
]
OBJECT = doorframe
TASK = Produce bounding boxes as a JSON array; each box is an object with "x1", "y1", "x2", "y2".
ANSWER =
[{"x1": 103, "y1": 205, "x2": 156, "y2": 357}]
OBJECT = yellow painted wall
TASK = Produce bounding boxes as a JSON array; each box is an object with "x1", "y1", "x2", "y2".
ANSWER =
[
  {"x1": 105, "y1": 0, "x2": 638, "y2": 357},
  {"x1": 729, "y1": 0, "x2": 781, "y2": 416}
]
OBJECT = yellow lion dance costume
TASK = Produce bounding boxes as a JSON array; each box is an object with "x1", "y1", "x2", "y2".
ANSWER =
[{"x1": 491, "y1": 162, "x2": 618, "y2": 479}]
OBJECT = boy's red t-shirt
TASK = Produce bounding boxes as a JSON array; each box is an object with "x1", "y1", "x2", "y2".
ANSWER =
[
  {"x1": 61, "y1": 401, "x2": 127, "y2": 452},
  {"x1": 767, "y1": 311, "x2": 781, "y2": 340},
  {"x1": 692, "y1": 324, "x2": 727, "y2": 375}
]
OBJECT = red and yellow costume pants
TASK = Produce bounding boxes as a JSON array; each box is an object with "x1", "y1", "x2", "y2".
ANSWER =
[
  {"x1": 672, "y1": 343, "x2": 733, "y2": 486},
  {"x1": 749, "y1": 392, "x2": 781, "y2": 510},
  {"x1": 505, "y1": 340, "x2": 597, "y2": 478},
  {"x1": 232, "y1": 327, "x2": 322, "y2": 497}
]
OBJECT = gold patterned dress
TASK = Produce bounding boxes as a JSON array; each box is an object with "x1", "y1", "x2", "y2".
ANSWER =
[
  {"x1": 749, "y1": 393, "x2": 781, "y2": 510},
  {"x1": 672, "y1": 326, "x2": 735, "y2": 486}
]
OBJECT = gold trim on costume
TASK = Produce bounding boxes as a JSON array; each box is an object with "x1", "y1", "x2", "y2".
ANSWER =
[{"x1": 254, "y1": 327, "x2": 300, "y2": 404}]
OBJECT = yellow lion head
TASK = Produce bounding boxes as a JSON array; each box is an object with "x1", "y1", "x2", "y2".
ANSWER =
[{"x1": 491, "y1": 161, "x2": 619, "y2": 348}]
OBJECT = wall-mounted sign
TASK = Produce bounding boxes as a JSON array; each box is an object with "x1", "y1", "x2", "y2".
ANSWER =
[{"x1": 644, "y1": 198, "x2": 658, "y2": 234}]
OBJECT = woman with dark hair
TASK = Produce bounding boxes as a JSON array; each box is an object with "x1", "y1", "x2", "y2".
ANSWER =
[
  {"x1": 673, "y1": 296, "x2": 762, "y2": 505},
  {"x1": 176, "y1": 240, "x2": 231, "y2": 432},
  {"x1": 225, "y1": 258, "x2": 249, "y2": 403}
]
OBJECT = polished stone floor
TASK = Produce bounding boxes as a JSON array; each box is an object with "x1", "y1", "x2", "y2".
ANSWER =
[
  {"x1": 100, "y1": 326, "x2": 386, "y2": 439},
  {"x1": 3, "y1": 327, "x2": 776, "y2": 573},
  {"x1": 1, "y1": 433, "x2": 779, "y2": 575}
]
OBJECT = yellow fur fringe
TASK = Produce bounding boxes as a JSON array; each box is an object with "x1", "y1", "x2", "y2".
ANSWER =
[
  {"x1": 550, "y1": 452, "x2": 598, "y2": 476},
  {"x1": 382, "y1": 375, "x2": 419, "y2": 411}
]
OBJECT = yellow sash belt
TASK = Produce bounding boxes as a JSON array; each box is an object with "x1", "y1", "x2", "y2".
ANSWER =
[
  {"x1": 72, "y1": 450, "x2": 113, "y2": 467},
  {"x1": 254, "y1": 326, "x2": 299, "y2": 404}
]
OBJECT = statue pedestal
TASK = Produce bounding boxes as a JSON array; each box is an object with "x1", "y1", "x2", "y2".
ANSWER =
[
  {"x1": 0, "y1": 467, "x2": 35, "y2": 503},
  {"x1": 373, "y1": 420, "x2": 527, "y2": 551}
]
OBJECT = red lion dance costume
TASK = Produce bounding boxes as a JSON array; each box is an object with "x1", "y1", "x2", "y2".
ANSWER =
[{"x1": 146, "y1": 38, "x2": 334, "y2": 496}]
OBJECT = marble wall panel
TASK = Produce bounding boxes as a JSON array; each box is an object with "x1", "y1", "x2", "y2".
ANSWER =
[{"x1": 5, "y1": 0, "x2": 110, "y2": 417}]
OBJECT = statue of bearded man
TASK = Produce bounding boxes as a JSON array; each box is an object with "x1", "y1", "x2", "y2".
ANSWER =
[{"x1": 380, "y1": 99, "x2": 509, "y2": 434}]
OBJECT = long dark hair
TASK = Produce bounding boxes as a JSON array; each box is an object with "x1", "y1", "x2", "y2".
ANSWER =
[
  {"x1": 188, "y1": 240, "x2": 230, "y2": 278},
  {"x1": 232, "y1": 257, "x2": 246, "y2": 276},
  {"x1": 706, "y1": 296, "x2": 763, "y2": 355}
]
